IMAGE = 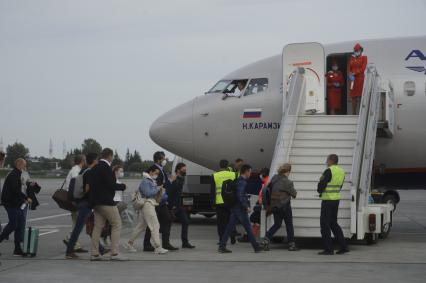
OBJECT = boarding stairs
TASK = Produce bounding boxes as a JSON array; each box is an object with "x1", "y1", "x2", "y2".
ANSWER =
[{"x1": 262, "y1": 59, "x2": 393, "y2": 239}]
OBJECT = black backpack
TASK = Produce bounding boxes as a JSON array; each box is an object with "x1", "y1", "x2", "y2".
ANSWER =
[{"x1": 221, "y1": 179, "x2": 238, "y2": 207}]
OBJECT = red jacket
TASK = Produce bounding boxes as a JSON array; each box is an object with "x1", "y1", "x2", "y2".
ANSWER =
[{"x1": 349, "y1": 55, "x2": 367, "y2": 77}]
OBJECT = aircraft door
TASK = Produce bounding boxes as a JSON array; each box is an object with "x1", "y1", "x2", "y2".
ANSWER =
[{"x1": 283, "y1": 42, "x2": 326, "y2": 114}]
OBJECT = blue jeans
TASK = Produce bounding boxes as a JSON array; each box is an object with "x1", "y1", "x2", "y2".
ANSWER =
[
  {"x1": 66, "y1": 201, "x2": 92, "y2": 254},
  {"x1": 265, "y1": 203, "x2": 295, "y2": 243},
  {"x1": 219, "y1": 206, "x2": 259, "y2": 250},
  {"x1": 0, "y1": 207, "x2": 25, "y2": 248}
]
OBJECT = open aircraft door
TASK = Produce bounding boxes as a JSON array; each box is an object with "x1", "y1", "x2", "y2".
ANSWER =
[{"x1": 283, "y1": 42, "x2": 326, "y2": 114}]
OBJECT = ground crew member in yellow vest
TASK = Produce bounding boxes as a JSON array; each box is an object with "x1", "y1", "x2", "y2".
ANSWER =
[
  {"x1": 213, "y1": 159, "x2": 237, "y2": 243},
  {"x1": 317, "y1": 154, "x2": 349, "y2": 255}
]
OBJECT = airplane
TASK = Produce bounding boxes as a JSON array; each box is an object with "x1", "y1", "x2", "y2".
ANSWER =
[{"x1": 149, "y1": 36, "x2": 426, "y2": 187}]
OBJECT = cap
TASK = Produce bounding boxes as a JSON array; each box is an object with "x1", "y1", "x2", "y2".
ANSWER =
[{"x1": 354, "y1": 43, "x2": 363, "y2": 51}]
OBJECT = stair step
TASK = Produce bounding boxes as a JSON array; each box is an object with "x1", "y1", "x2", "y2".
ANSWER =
[
  {"x1": 296, "y1": 124, "x2": 358, "y2": 132},
  {"x1": 296, "y1": 190, "x2": 351, "y2": 200},
  {"x1": 291, "y1": 164, "x2": 352, "y2": 173},
  {"x1": 291, "y1": 227, "x2": 351, "y2": 238},
  {"x1": 291, "y1": 199, "x2": 351, "y2": 209},
  {"x1": 293, "y1": 181, "x2": 352, "y2": 190},
  {"x1": 289, "y1": 155, "x2": 354, "y2": 165},
  {"x1": 294, "y1": 132, "x2": 357, "y2": 140},
  {"x1": 292, "y1": 139, "x2": 355, "y2": 148},
  {"x1": 298, "y1": 115, "x2": 358, "y2": 125},
  {"x1": 291, "y1": 218, "x2": 351, "y2": 228},
  {"x1": 292, "y1": 208, "x2": 351, "y2": 218},
  {"x1": 291, "y1": 148, "x2": 354, "y2": 156}
]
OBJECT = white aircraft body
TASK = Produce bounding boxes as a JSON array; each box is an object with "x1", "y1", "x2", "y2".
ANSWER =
[{"x1": 150, "y1": 36, "x2": 426, "y2": 175}]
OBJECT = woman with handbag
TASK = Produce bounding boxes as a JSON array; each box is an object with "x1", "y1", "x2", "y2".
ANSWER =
[
  {"x1": 262, "y1": 163, "x2": 299, "y2": 251},
  {"x1": 123, "y1": 165, "x2": 168, "y2": 254}
]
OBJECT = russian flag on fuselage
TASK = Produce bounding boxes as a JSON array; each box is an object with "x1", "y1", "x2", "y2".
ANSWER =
[{"x1": 243, "y1": 108, "x2": 262, "y2": 119}]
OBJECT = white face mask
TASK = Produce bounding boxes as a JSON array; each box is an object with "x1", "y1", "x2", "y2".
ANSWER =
[
  {"x1": 151, "y1": 174, "x2": 159, "y2": 180},
  {"x1": 161, "y1": 160, "x2": 167, "y2": 167},
  {"x1": 354, "y1": 51, "x2": 361, "y2": 57},
  {"x1": 332, "y1": 66, "x2": 338, "y2": 71},
  {"x1": 117, "y1": 170, "x2": 124, "y2": 178}
]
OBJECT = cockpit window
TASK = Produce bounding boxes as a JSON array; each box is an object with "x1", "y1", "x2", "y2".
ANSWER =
[
  {"x1": 207, "y1": 80, "x2": 232, "y2": 93},
  {"x1": 244, "y1": 78, "x2": 268, "y2": 96}
]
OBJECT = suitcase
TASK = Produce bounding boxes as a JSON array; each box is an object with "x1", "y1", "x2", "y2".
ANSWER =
[{"x1": 23, "y1": 207, "x2": 39, "y2": 257}]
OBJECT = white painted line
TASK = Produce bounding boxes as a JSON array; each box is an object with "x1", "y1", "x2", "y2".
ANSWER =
[
  {"x1": 39, "y1": 229, "x2": 60, "y2": 236},
  {"x1": 27, "y1": 213, "x2": 71, "y2": 222}
]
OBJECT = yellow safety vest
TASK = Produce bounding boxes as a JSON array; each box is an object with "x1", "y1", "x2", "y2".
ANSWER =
[
  {"x1": 321, "y1": 165, "x2": 345, "y2": 201},
  {"x1": 213, "y1": 170, "x2": 237, "y2": 205}
]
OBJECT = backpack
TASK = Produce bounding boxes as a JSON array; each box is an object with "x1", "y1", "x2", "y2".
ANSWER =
[
  {"x1": 221, "y1": 179, "x2": 238, "y2": 207},
  {"x1": 68, "y1": 169, "x2": 89, "y2": 201}
]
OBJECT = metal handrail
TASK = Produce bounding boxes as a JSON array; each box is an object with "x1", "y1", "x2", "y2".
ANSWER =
[{"x1": 269, "y1": 68, "x2": 306, "y2": 177}]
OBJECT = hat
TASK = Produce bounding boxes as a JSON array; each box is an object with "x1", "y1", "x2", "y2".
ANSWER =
[{"x1": 354, "y1": 43, "x2": 363, "y2": 51}]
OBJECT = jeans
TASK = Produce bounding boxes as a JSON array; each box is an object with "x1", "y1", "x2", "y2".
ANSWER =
[
  {"x1": 219, "y1": 206, "x2": 259, "y2": 250},
  {"x1": 265, "y1": 204, "x2": 295, "y2": 243},
  {"x1": 320, "y1": 200, "x2": 347, "y2": 252},
  {"x1": 144, "y1": 204, "x2": 172, "y2": 248},
  {"x1": 174, "y1": 207, "x2": 189, "y2": 244},
  {"x1": 66, "y1": 201, "x2": 92, "y2": 254},
  {"x1": 0, "y1": 207, "x2": 25, "y2": 249}
]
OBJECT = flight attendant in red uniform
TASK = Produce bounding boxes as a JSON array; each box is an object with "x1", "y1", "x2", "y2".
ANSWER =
[
  {"x1": 349, "y1": 43, "x2": 368, "y2": 114},
  {"x1": 326, "y1": 61, "x2": 344, "y2": 115}
]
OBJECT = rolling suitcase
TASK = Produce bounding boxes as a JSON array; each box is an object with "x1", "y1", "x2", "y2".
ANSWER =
[{"x1": 23, "y1": 207, "x2": 39, "y2": 257}]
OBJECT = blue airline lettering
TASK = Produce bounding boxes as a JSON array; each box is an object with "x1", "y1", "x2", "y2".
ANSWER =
[{"x1": 405, "y1": 50, "x2": 426, "y2": 61}]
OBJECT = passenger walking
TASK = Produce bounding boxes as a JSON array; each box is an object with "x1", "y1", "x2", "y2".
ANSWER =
[
  {"x1": 89, "y1": 148, "x2": 128, "y2": 261},
  {"x1": 65, "y1": 153, "x2": 98, "y2": 259},
  {"x1": 124, "y1": 166, "x2": 168, "y2": 254},
  {"x1": 168, "y1": 162, "x2": 195, "y2": 249},
  {"x1": 143, "y1": 151, "x2": 177, "y2": 252},
  {"x1": 63, "y1": 154, "x2": 87, "y2": 253},
  {"x1": 213, "y1": 159, "x2": 237, "y2": 244},
  {"x1": 317, "y1": 154, "x2": 349, "y2": 255},
  {"x1": 0, "y1": 158, "x2": 32, "y2": 256},
  {"x1": 262, "y1": 164, "x2": 299, "y2": 251},
  {"x1": 218, "y1": 164, "x2": 261, "y2": 253}
]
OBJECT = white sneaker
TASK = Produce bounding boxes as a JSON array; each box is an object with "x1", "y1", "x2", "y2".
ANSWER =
[
  {"x1": 123, "y1": 242, "x2": 137, "y2": 253},
  {"x1": 111, "y1": 253, "x2": 129, "y2": 261},
  {"x1": 154, "y1": 247, "x2": 168, "y2": 255}
]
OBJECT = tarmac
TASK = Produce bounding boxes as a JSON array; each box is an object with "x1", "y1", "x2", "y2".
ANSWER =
[{"x1": 0, "y1": 179, "x2": 425, "y2": 283}]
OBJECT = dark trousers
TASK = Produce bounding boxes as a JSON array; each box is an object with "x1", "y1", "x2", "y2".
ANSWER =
[
  {"x1": 66, "y1": 201, "x2": 91, "y2": 254},
  {"x1": 174, "y1": 207, "x2": 189, "y2": 244},
  {"x1": 0, "y1": 207, "x2": 25, "y2": 249},
  {"x1": 320, "y1": 200, "x2": 347, "y2": 252},
  {"x1": 216, "y1": 205, "x2": 231, "y2": 241},
  {"x1": 265, "y1": 204, "x2": 295, "y2": 243},
  {"x1": 144, "y1": 204, "x2": 172, "y2": 248},
  {"x1": 219, "y1": 206, "x2": 259, "y2": 250}
]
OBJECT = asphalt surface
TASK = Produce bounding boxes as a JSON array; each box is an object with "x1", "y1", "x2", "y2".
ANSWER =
[{"x1": 0, "y1": 179, "x2": 425, "y2": 283}]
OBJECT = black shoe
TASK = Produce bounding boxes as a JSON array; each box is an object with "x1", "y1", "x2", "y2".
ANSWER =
[
  {"x1": 163, "y1": 244, "x2": 179, "y2": 251},
  {"x1": 182, "y1": 242, "x2": 195, "y2": 249},
  {"x1": 230, "y1": 237, "x2": 236, "y2": 245},
  {"x1": 237, "y1": 235, "x2": 249, "y2": 243},
  {"x1": 336, "y1": 248, "x2": 350, "y2": 255},
  {"x1": 288, "y1": 242, "x2": 300, "y2": 251},
  {"x1": 74, "y1": 248, "x2": 88, "y2": 253},
  {"x1": 13, "y1": 248, "x2": 24, "y2": 257},
  {"x1": 143, "y1": 246, "x2": 155, "y2": 252},
  {"x1": 254, "y1": 247, "x2": 262, "y2": 253},
  {"x1": 318, "y1": 250, "x2": 334, "y2": 255},
  {"x1": 218, "y1": 247, "x2": 232, "y2": 253}
]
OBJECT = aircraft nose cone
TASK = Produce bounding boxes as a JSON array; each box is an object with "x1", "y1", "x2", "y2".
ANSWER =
[{"x1": 149, "y1": 99, "x2": 194, "y2": 158}]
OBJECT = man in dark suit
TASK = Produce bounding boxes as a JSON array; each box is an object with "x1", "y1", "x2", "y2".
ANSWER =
[
  {"x1": 143, "y1": 151, "x2": 178, "y2": 251},
  {"x1": 89, "y1": 148, "x2": 128, "y2": 261},
  {"x1": 0, "y1": 158, "x2": 32, "y2": 256}
]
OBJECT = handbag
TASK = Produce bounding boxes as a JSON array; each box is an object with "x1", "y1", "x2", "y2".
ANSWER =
[
  {"x1": 132, "y1": 191, "x2": 146, "y2": 210},
  {"x1": 52, "y1": 179, "x2": 77, "y2": 212}
]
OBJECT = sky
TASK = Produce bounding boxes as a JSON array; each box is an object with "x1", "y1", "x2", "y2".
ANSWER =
[{"x1": 0, "y1": 0, "x2": 425, "y2": 160}]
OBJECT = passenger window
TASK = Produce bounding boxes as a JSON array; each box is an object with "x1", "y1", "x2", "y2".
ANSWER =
[
  {"x1": 403, "y1": 81, "x2": 416, "y2": 96},
  {"x1": 244, "y1": 78, "x2": 268, "y2": 96}
]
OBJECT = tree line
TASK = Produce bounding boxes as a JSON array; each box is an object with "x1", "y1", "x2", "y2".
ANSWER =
[{"x1": 2, "y1": 138, "x2": 158, "y2": 173}]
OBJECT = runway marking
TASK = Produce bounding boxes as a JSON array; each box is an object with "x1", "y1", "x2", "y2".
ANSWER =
[
  {"x1": 39, "y1": 229, "x2": 59, "y2": 236},
  {"x1": 27, "y1": 213, "x2": 71, "y2": 222}
]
